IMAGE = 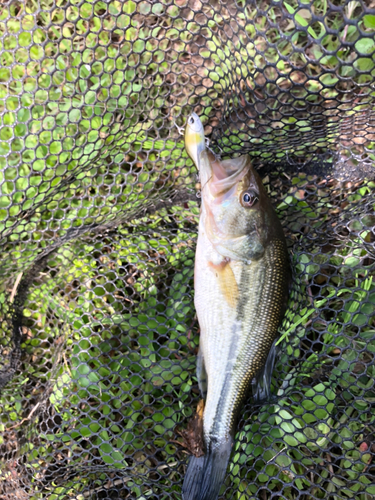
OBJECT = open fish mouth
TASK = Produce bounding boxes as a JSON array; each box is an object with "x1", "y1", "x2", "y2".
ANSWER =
[
  {"x1": 209, "y1": 155, "x2": 248, "y2": 195},
  {"x1": 184, "y1": 112, "x2": 250, "y2": 198}
]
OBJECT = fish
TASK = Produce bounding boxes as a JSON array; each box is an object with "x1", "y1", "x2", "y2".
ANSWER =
[{"x1": 182, "y1": 113, "x2": 291, "y2": 500}]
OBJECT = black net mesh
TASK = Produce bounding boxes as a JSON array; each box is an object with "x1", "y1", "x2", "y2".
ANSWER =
[{"x1": 1, "y1": 0, "x2": 375, "y2": 498}]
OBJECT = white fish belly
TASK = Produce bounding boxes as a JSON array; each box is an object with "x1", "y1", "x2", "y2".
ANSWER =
[
  {"x1": 194, "y1": 226, "x2": 282, "y2": 444},
  {"x1": 194, "y1": 229, "x2": 250, "y2": 442}
]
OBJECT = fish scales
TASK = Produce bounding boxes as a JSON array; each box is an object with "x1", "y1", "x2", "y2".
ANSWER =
[
  {"x1": 182, "y1": 113, "x2": 291, "y2": 500},
  {"x1": 195, "y1": 234, "x2": 289, "y2": 440}
]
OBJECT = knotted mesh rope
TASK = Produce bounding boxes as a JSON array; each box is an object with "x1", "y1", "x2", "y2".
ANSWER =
[{"x1": 0, "y1": 1, "x2": 375, "y2": 499}]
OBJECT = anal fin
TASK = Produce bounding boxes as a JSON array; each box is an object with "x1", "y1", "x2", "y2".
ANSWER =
[{"x1": 197, "y1": 347, "x2": 207, "y2": 399}]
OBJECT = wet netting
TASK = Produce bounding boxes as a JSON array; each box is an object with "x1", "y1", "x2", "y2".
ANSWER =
[{"x1": 1, "y1": 0, "x2": 375, "y2": 499}]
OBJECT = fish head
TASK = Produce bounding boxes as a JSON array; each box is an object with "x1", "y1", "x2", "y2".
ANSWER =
[
  {"x1": 203, "y1": 155, "x2": 282, "y2": 262},
  {"x1": 184, "y1": 113, "x2": 283, "y2": 262}
]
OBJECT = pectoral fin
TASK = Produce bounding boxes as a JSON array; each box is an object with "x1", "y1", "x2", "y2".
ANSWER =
[{"x1": 208, "y1": 260, "x2": 238, "y2": 308}]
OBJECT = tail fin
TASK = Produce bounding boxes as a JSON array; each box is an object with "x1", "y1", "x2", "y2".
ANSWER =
[
  {"x1": 182, "y1": 439, "x2": 233, "y2": 500},
  {"x1": 182, "y1": 454, "x2": 205, "y2": 500}
]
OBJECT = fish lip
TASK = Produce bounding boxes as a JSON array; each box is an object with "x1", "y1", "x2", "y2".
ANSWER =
[
  {"x1": 213, "y1": 155, "x2": 248, "y2": 178},
  {"x1": 209, "y1": 156, "x2": 249, "y2": 197}
]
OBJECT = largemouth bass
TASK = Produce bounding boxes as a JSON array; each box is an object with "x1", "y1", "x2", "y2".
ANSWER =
[{"x1": 182, "y1": 113, "x2": 291, "y2": 500}]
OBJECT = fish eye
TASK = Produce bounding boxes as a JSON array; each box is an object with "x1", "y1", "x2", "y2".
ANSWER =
[
  {"x1": 241, "y1": 191, "x2": 258, "y2": 207},
  {"x1": 188, "y1": 116, "x2": 195, "y2": 125}
]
